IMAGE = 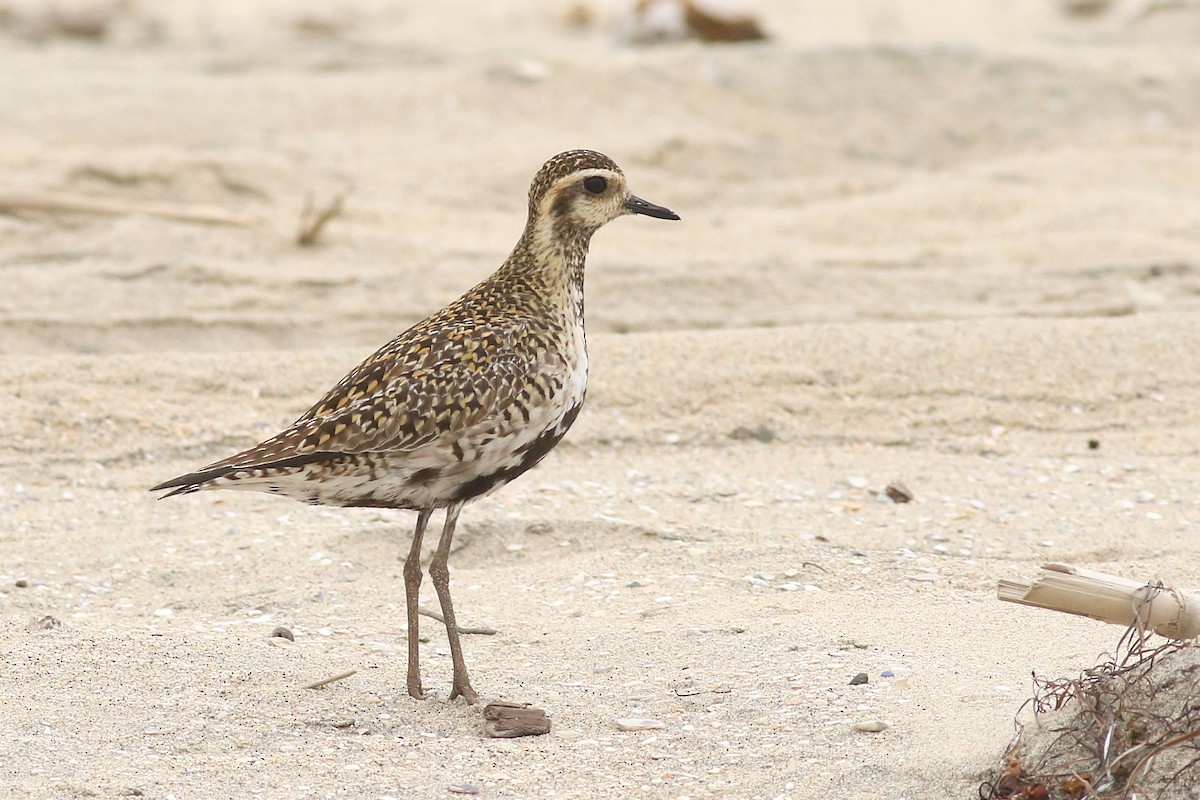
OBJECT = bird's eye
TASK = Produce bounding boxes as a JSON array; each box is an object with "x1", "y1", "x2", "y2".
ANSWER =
[{"x1": 583, "y1": 176, "x2": 607, "y2": 194}]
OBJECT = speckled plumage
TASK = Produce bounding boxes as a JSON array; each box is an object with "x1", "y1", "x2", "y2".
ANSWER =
[{"x1": 152, "y1": 149, "x2": 679, "y2": 704}]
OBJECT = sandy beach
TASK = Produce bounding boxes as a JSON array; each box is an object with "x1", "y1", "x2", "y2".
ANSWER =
[{"x1": 2, "y1": 1, "x2": 1200, "y2": 797}]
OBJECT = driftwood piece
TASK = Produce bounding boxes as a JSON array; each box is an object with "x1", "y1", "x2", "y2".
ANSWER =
[
  {"x1": 482, "y1": 702, "x2": 551, "y2": 738},
  {"x1": 0, "y1": 189, "x2": 251, "y2": 227},
  {"x1": 998, "y1": 563, "x2": 1200, "y2": 640}
]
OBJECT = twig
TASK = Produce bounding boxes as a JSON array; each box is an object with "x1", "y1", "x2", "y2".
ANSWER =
[
  {"x1": 673, "y1": 684, "x2": 733, "y2": 697},
  {"x1": 303, "y1": 669, "x2": 357, "y2": 689},
  {"x1": 418, "y1": 606, "x2": 498, "y2": 635},
  {"x1": 296, "y1": 189, "x2": 347, "y2": 246},
  {"x1": 981, "y1": 618, "x2": 1200, "y2": 798},
  {"x1": 0, "y1": 189, "x2": 251, "y2": 226}
]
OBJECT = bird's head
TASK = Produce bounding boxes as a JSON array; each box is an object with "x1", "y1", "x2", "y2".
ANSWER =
[{"x1": 527, "y1": 149, "x2": 680, "y2": 236}]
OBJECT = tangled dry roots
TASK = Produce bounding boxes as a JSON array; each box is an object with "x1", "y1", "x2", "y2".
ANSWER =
[{"x1": 981, "y1": 616, "x2": 1200, "y2": 799}]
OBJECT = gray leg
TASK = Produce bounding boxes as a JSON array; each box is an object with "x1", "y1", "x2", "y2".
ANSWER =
[
  {"x1": 403, "y1": 508, "x2": 433, "y2": 700},
  {"x1": 428, "y1": 501, "x2": 478, "y2": 704}
]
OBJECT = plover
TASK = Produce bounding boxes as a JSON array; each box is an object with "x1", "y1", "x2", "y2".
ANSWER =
[{"x1": 152, "y1": 150, "x2": 679, "y2": 704}]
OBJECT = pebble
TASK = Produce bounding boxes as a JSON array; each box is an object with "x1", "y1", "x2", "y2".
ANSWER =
[
  {"x1": 510, "y1": 60, "x2": 550, "y2": 82},
  {"x1": 847, "y1": 476, "x2": 869, "y2": 489},
  {"x1": 1137, "y1": 490, "x2": 1155, "y2": 504},
  {"x1": 849, "y1": 672, "x2": 868, "y2": 686},
  {"x1": 730, "y1": 424, "x2": 776, "y2": 443},
  {"x1": 270, "y1": 626, "x2": 294, "y2": 641},
  {"x1": 614, "y1": 718, "x2": 665, "y2": 731},
  {"x1": 853, "y1": 720, "x2": 889, "y2": 733},
  {"x1": 484, "y1": 702, "x2": 551, "y2": 738},
  {"x1": 448, "y1": 784, "x2": 480, "y2": 795},
  {"x1": 885, "y1": 481, "x2": 914, "y2": 503}
]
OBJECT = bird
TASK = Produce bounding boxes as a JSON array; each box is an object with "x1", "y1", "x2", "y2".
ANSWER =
[{"x1": 151, "y1": 150, "x2": 680, "y2": 704}]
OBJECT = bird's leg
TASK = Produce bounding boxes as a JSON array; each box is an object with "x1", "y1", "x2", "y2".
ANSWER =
[
  {"x1": 428, "y1": 501, "x2": 478, "y2": 704},
  {"x1": 403, "y1": 508, "x2": 433, "y2": 700}
]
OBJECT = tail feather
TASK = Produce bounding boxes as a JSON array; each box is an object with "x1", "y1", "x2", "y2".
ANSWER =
[
  {"x1": 155, "y1": 483, "x2": 202, "y2": 499},
  {"x1": 150, "y1": 466, "x2": 233, "y2": 497},
  {"x1": 151, "y1": 451, "x2": 342, "y2": 497}
]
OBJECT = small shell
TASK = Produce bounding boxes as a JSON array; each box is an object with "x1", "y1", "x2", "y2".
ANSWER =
[
  {"x1": 270, "y1": 626, "x2": 295, "y2": 641},
  {"x1": 853, "y1": 720, "x2": 890, "y2": 733},
  {"x1": 614, "y1": 718, "x2": 665, "y2": 731}
]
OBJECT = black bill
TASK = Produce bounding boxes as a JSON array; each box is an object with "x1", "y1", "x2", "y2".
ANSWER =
[{"x1": 625, "y1": 195, "x2": 681, "y2": 221}]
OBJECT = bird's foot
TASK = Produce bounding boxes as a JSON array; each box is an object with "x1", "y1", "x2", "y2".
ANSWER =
[
  {"x1": 407, "y1": 678, "x2": 426, "y2": 701},
  {"x1": 449, "y1": 678, "x2": 478, "y2": 705}
]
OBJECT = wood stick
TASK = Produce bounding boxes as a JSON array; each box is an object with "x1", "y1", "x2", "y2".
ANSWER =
[
  {"x1": 0, "y1": 189, "x2": 252, "y2": 227},
  {"x1": 998, "y1": 563, "x2": 1200, "y2": 640},
  {"x1": 303, "y1": 669, "x2": 357, "y2": 689}
]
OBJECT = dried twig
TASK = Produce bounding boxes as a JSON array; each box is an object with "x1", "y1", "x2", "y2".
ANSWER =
[
  {"x1": 673, "y1": 683, "x2": 733, "y2": 697},
  {"x1": 303, "y1": 669, "x2": 357, "y2": 689},
  {"x1": 418, "y1": 606, "x2": 498, "y2": 635},
  {"x1": 0, "y1": 190, "x2": 251, "y2": 226},
  {"x1": 980, "y1": 605, "x2": 1200, "y2": 799},
  {"x1": 296, "y1": 189, "x2": 347, "y2": 246}
]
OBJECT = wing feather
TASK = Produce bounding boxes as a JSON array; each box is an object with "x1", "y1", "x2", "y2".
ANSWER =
[{"x1": 152, "y1": 307, "x2": 552, "y2": 493}]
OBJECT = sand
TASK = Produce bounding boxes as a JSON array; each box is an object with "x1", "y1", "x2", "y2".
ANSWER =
[{"x1": 3, "y1": 1, "x2": 1200, "y2": 797}]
